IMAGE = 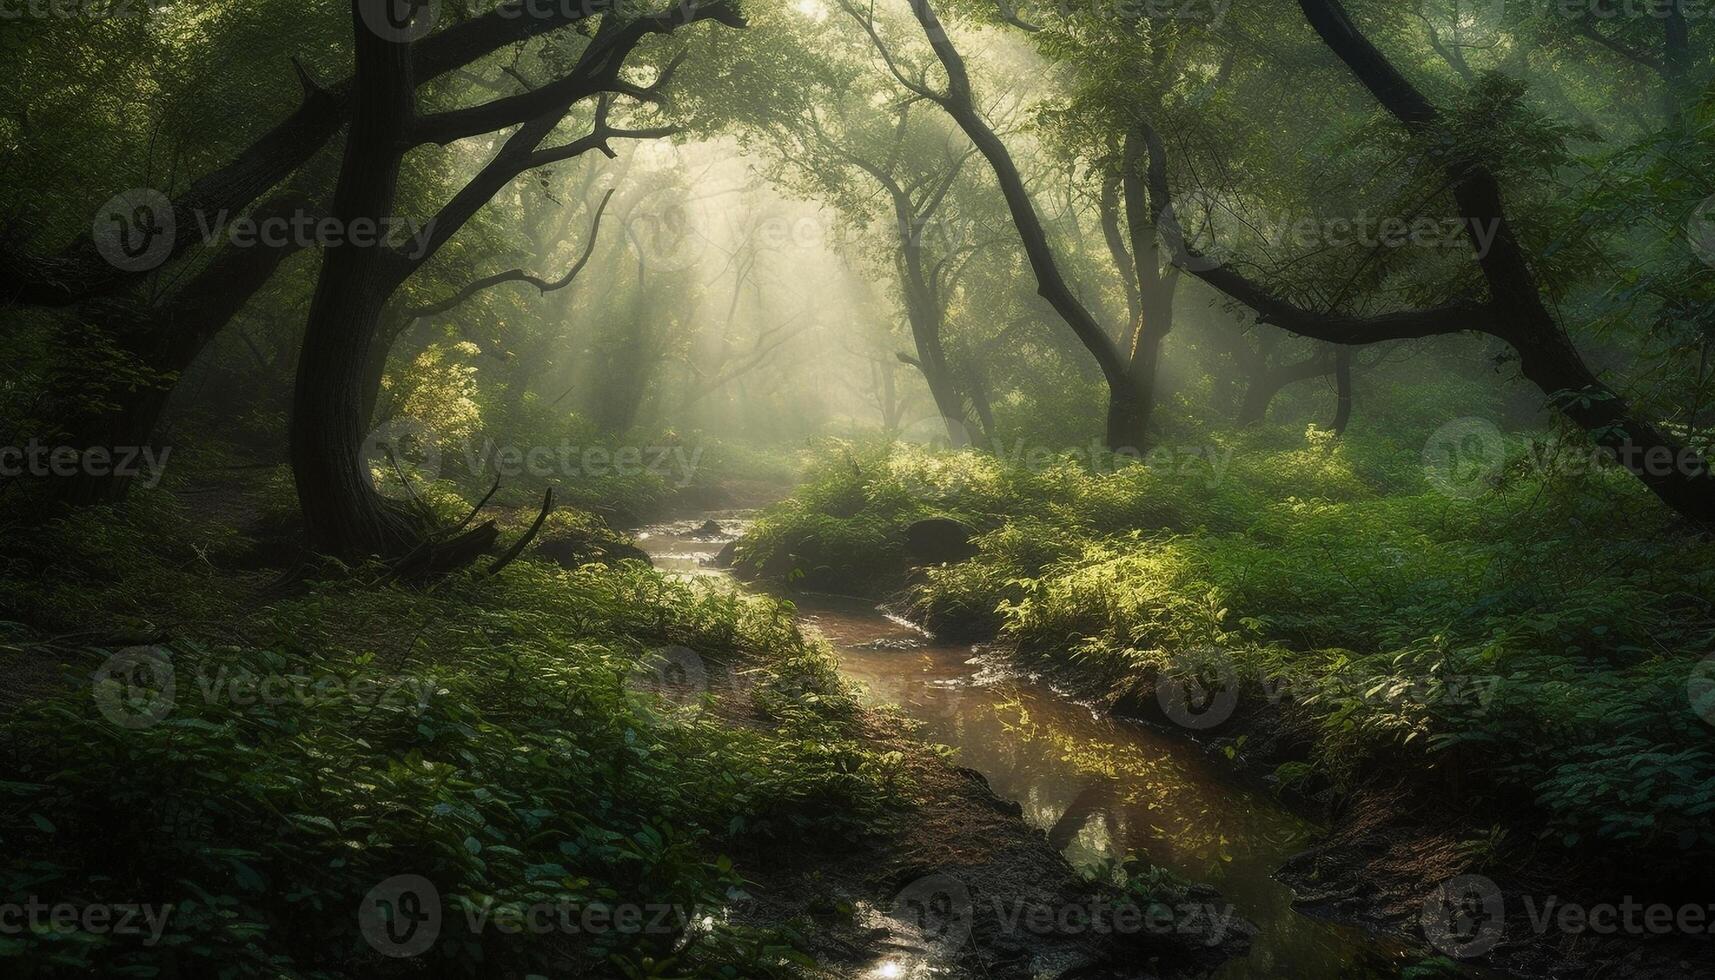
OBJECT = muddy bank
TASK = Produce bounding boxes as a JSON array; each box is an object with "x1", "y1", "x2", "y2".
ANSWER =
[
  {"x1": 1003, "y1": 652, "x2": 1715, "y2": 980},
  {"x1": 638, "y1": 517, "x2": 1254, "y2": 978},
  {"x1": 722, "y1": 710, "x2": 1252, "y2": 979},
  {"x1": 719, "y1": 515, "x2": 1713, "y2": 979}
]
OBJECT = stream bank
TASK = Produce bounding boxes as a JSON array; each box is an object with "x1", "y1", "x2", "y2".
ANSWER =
[
  {"x1": 634, "y1": 511, "x2": 1252, "y2": 978},
  {"x1": 637, "y1": 515, "x2": 1437, "y2": 979}
]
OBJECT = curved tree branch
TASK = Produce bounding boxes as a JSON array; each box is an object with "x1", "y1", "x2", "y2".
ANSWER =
[{"x1": 405, "y1": 188, "x2": 616, "y2": 322}]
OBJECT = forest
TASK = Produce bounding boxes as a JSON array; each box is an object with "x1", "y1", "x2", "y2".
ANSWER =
[{"x1": 2, "y1": 0, "x2": 1714, "y2": 976}]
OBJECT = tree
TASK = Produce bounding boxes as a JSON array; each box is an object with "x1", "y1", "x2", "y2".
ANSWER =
[
  {"x1": 10, "y1": 1, "x2": 707, "y2": 505},
  {"x1": 1141, "y1": 0, "x2": 1713, "y2": 524},
  {"x1": 756, "y1": 55, "x2": 993, "y2": 447},
  {"x1": 843, "y1": 0, "x2": 1155, "y2": 451},
  {"x1": 289, "y1": 0, "x2": 742, "y2": 560}
]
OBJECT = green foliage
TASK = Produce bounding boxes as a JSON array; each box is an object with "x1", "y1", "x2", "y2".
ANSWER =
[
  {"x1": 751, "y1": 432, "x2": 1715, "y2": 869},
  {"x1": 0, "y1": 497, "x2": 900, "y2": 977}
]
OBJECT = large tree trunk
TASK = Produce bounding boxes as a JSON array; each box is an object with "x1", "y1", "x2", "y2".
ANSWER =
[
  {"x1": 19, "y1": 5, "x2": 723, "y2": 515},
  {"x1": 288, "y1": 3, "x2": 420, "y2": 558}
]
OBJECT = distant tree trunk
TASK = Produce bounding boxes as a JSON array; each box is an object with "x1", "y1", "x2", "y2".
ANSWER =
[
  {"x1": 1237, "y1": 351, "x2": 1337, "y2": 426},
  {"x1": 900, "y1": 315, "x2": 974, "y2": 447},
  {"x1": 51, "y1": 193, "x2": 312, "y2": 504},
  {"x1": 1104, "y1": 122, "x2": 1184, "y2": 451},
  {"x1": 890, "y1": 0, "x2": 1138, "y2": 451},
  {"x1": 890, "y1": 188, "x2": 974, "y2": 447},
  {"x1": 1331, "y1": 348, "x2": 1354, "y2": 434},
  {"x1": 961, "y1": 357, "x2": 1000, "y2": 447},
  {"x1": 589, "y1": 254, "x2": 658, "y2": 434},
  {"x1": 1663, "y1": 0, "x2": 1690, "y2": 121}
]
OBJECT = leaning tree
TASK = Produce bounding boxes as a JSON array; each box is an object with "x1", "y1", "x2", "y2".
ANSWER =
[{"x1": 289, "y1": 0, "x2": 745, "y2": 561}]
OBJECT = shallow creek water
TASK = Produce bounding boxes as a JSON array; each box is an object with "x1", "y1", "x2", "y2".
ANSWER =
[{"x1": 637, "y1": 514, "x2": 1429, "y2": 979}]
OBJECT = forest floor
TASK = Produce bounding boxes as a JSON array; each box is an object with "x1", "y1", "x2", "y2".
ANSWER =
[
  {"x1": 732, "y1": 436, "x2": 1715, "y2": 980},
  {"x1": 0, "y1": 456, "x2": 1249, "y2": 979}
]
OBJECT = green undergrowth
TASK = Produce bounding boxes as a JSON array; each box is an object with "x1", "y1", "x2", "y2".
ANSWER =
[
  {"x1": 0, "y1": 489, "x2": 904, "y2": 978},
  {"x1": 740, "y1": 433, "x2": 1715, "y2": 874}
]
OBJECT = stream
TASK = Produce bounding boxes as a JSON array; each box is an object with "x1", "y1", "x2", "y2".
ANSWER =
[{"x1": 638, "y1": 513, "x2": 1427, "y2": 979}]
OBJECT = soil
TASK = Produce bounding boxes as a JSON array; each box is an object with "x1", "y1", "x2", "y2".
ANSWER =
[
  {"x1": 1022, "y1": 652, "x2": 1715, "y2": 980},
  {"x1": 717, "y1": 704, "x2": 1255, "y2": 979}
]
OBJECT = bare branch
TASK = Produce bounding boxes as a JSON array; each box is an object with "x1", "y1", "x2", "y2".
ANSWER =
[{"x1": 406, "y1": 188, "x2": 616, "y2": 321}]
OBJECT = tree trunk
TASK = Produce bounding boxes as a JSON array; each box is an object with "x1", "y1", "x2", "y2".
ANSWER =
[
  {"x1": 1105, "y1": 375, "x2": 1150, "y2": 451},
  {"x1": 899, "y1": 0, "x2": 1134, "y2": 452},
  {"x1": 1236, "y1": 346, "x2": 1335, "y2": 426},
  {"x1": 1331, "y1": 348, "x2": 1354, "y2": 435},
  {"x1": 903, "y1": 323, "x2": 973, "y2": 448},
  {"x1": 961, "y1": 357, "x2": 999, "y2": 448},
  {"x1": 891, "y1": 189, "x2": 974, "y2": 448},
  {"x1": 51, "y1": 194, "x2": 312, "y2": 503},
  {"x1": 1664, "y1": 0, "x2": 1689, "y2": 121},
  {"x1": 1117, "y1": 123, "x2": 1180, "y2": 451},
  {"x1": 288, "y1": 3, "x2": 420, "y2": 558}
]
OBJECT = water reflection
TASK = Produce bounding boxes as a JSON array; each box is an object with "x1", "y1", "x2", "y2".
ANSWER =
[
  {"x1": 803, "y1": 597, "x2": 1420, "y2": 980},
  {"x1": 636, "y1": 521, "x2": 1429, "y2": 978}
]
